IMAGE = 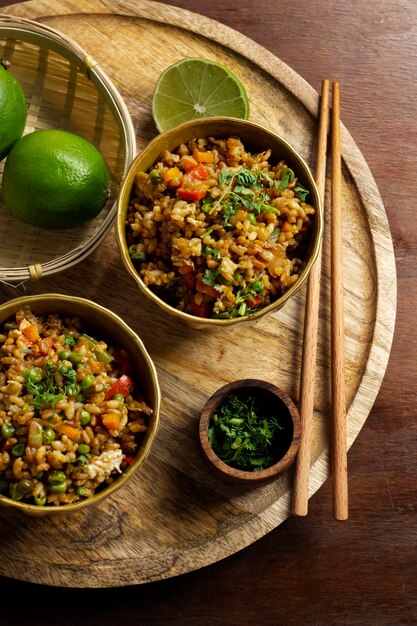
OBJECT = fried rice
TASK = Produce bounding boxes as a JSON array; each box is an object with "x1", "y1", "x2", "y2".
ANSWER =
[
  {"x1": 0, "y1": 307, "x2": 152, "y2": 506},
  {"x1": 126, "y1": 135, "x2": 315, "y2": 319}
]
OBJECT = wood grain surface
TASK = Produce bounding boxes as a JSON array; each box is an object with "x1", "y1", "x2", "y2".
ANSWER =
[{"x1": 0, "y1": 0, "x2": 413, "y2": 624}]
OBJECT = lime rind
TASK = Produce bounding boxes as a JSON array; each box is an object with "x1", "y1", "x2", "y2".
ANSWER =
[{"x1": 152, "y1": 57, "x2": 250, "y2": 133}]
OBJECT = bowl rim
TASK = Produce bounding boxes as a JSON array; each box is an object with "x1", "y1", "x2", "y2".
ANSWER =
[
  {"x1": 116, "y1": 116, "x2": 323, "y2": 327},
  {"x1": 0, "y1": 293, "x2": 161, "y2": 514},
  {"x1": 199, "y1": 378, "x2": 301, "y2": 483},
  {"x1": 0, "y1": 15, "x2": 137, "y2": 283}
]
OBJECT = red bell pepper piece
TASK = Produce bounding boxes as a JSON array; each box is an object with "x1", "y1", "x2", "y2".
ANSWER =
[
  {"x1": 178, "y1": 265, "x2": 196, "y2": 289},
  {"x1": 187, "y1": 164, "x2": 209, "y2": 181},
  {"x1": 104, "y1": 374, "x2": 134, "y2": 400},
  {"x1": 177, "y1": 188, "x2": 207, "y2": 202},
  {"x1": 190, "y1": 298, "x2": 212, "y2": 318},
  {"x1": 245, "y1": 295, "x2": 262, "y2": 309},
  {"x1": 196, "y1": 276, "x2": 219, "y2": 298}
]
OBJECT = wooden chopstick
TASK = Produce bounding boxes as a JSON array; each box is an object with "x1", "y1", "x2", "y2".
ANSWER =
[
  {"x1": 292, "y1": 79, "x2": 330, "y2": 517},
  {"x1": 331, "y1": 82, "x2": 348, "y2": 520}
]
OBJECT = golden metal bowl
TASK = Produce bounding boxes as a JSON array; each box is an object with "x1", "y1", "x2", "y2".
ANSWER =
[
  {"x1": 0, "y1": 293, "x2": 160, "y2": 516},
  {"x1": 116, "y1": 117, "x2": 323, "y2": 329}
]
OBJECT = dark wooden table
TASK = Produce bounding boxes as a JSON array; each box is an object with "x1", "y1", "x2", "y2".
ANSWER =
[{"x1": 0, "y1": 0, "x2": 414, "y2": 624}]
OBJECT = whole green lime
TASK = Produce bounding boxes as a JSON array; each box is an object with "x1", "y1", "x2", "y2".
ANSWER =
[
  {"x1": 0, "y1": 61, "x2": 27, "y2": 160},
  {"x1": 2, "y1": 129, "x2": 110, "y2": 229}
]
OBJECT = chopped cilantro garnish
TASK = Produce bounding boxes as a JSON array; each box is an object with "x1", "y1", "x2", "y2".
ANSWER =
[{"x1": 208, "y1": 391, "x2": 284, "y2": 471}]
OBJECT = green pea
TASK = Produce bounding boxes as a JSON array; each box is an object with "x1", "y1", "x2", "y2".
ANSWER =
[
  {"x1": 9, "y1": 484, "x2": 24, "y2": 501},
  {"x1": 18, "y1": 478, "x2": 34, "y2": 495},
  {"x1": 34, "y1": 495, "x2": 47, "y2": 506},
  {"x1": 42, "y1": 427, "x2": 55, "y2": 444},
  {"x1": 76, "y1": 486, "x2": 85, "y2": 497},
  {"x1": 251, "y1": 280, "x2": 264, "y2": 294},
  {"x1": 80, "y1": 374, "x2": 95, "y2": 390},
  {"x1": 58, "y1": 350, "x2": 71, "y2": 361},
  {"x1": 77, "y1": 454, "x2": 88, "y2": 465},
  {"x1": 1, "y1": 422, "x2": 16, "y2": 439},
  {"x1": 78, "y1": 444, "x2": 90, "y2": 455},
  {"x1": 69, "y1": 352, "x2": 83, "y2": 365},
  {"x1": 80, "y1": 410, "x2": 90, "y2": 426},
  {"x1": 66, "y1": 383, "x2": 79, "y2": 397},
  {"x1": 24, "y1": 367, "x2": 42, "y2": 383},
  {"x1": 34, "y1": 471, "x2": 44, "y2": 479},
  {"x1": 114, "y1": 393, "x2": 125, "y2": 408},
  {"x1": 11, "y1": 443, "x2": 25, "y2": 457},
  {"x1": 149, "y1": 169, "x2": 162, "y2": 185},
  {"x1": 49, "y1": 481, "x2": 67, "y2": 494},
  {"x1": 48, "y1": 471, "x2": 66, "y2": 485},
  {"x1": 247, "y1": 212, "x2": 257, "y2": 225}
]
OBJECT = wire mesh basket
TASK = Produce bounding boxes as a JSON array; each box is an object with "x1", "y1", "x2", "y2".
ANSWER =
[{"x1": 0, "y1": 15, "x2": 136, "y2": 283}]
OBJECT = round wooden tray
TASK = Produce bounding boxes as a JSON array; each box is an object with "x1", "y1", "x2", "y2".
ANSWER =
[{"x1": 0, "y1": 0, "x2": 396, "y2": 588}]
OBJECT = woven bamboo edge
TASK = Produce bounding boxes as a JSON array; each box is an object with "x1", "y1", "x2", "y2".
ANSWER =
[{"x1": 0, "y1": 14, "x2": 136, "y2": 283}]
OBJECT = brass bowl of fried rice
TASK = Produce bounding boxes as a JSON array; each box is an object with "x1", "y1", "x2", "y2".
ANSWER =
[
  {"x1": 0, "y1": 294, "x2": 160, "y2": 516},
  {"x1": 116, "y1": 117, "x2": 322, "y2": 328}
]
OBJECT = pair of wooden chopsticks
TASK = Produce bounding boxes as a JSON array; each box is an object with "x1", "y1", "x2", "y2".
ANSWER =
[{"x1": 292, "y1": 80, "x2": 348, "y2": 521}]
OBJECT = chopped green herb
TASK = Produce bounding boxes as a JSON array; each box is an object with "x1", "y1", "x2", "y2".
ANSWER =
[
  {"x1": 294, "y1": 183, "x2": 310, "y2": 201},
  {"x1": 279, "y1": 167, "x2": 295, "y2": 190},
  {"x1": 208, "y1": 392, "x2": 284, "y2": 471}
]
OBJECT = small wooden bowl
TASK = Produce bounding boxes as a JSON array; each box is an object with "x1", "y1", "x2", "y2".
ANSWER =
[{"x1": 199, "y1": 379, "x2": 301, "y2": 485}]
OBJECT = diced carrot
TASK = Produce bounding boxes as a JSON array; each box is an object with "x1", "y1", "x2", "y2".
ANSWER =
[
  {"x1": 162, "y1": 167, "x2": 182, "y2": 187},
  {"x1": 20, "y1": 321, "x2": 40, "y2": 343},
  {"x1": 102, "y1": 413, "x2": 122, "y2": 431},
  {"x1": 193, "y1": 149, "x2": 214, "y2": 163},
  {"x1": 180, "y1": 155, "x2": 198, "y2": 171},
  {"x1": 281, "y1": 221, "x2": 294, "y2": 233},
  {"x1": 88, "y1": 357, "x2": 105, "y2": 374},
  {"x1": 252, "y1": 258, "x2": 267, "y2": 270},
  {"x1": 57, "y1": 424, "x2": 83, "y2": 440}
]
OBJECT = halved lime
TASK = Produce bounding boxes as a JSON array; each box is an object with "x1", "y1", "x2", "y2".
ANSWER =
[{"x1": 152, "y1": 57, "x2": 250, "y2": 133}]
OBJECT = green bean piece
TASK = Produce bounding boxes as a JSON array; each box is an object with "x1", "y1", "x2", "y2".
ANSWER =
[
  {"x1": 34, "y1": 495, "x2": 47, "y2": 506},
  {"x1": 49, "y1": 481, "x2": 67, "y2": 494},
  {"x1": 11, "y1": 443, "x2": 25, "y2": 457},
  {"x1": 42, "y1": 427, "x2": 55, "y2": 444},
  {"x1": 58, "y1": 350, "x2": 71, "y2": 361},
  {"x1": 69, "y1": 352, "x2": 83, "y2": 365},
  {"x1": 4, "y1": 321, "x2": 18, "y2": 331},
  {"x1": 1, "y1": 422, "x2": 16, "y2": 439},
  {"x1": 9, "y1": 484, "x2": 24, "y2": 501},
  {"x1": 79, "y1": 333, "x2": 97, "y2": 348},
  {"x1": 18, "y1": 478, "x2": 34, "y2": 494},
  {"x1": 77, "y1": 444, "x2": 90, "y2": 455},
  {"x1": 80, "y1": 374, "x2": 95, "y2": 390},
  {"x1": 48, "y1": 471, "x2": 66, "y2": 485},
  {"x1": 80, "y1": 410, "x2": 91, "y2": 426},
  {"x1": 94, "y1": 349, "x2": 113, "y2": 365}
]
